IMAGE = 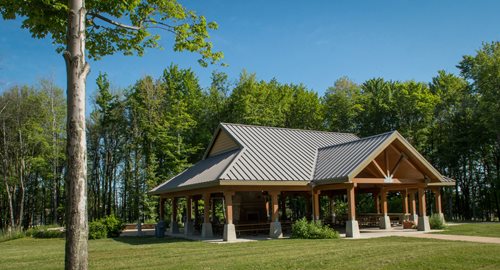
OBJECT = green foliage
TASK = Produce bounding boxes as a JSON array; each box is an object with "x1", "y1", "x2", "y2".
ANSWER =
[
  {"x1": 291, "y1": 218, "x2": 339, "y2": 239},
  {"x1": 89, "y1": 215, "x2": 124, "y2": 239},
  {"x1": 429, "y1": 214, "x2": 445, "y2": 230},
  {"x1": 0, "y1": 0, "x2": 223, "y2": 65},
  {"x1": 26, "y1": 227, "x2": 64, "y2": 239},
  {"x1": 0, "y1": 229, "x2": 26, "y2": 243},
  {"x1": 89, "y1": 221, "x2": 108, "y2": 240}
]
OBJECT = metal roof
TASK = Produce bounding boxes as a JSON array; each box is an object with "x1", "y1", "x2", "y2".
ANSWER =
[
  {"x1": 219, "y1": 123, "x2": 359, "y2": 181},
  {"x1": 313, "y1": 131, "x2": 395, "y2": 182},
  {"x1": 149, "y1": 150, "x2": 239, "y2": 195},
  {"x1": 150, "y1": 123, "x2": 454, "y2": 194}
]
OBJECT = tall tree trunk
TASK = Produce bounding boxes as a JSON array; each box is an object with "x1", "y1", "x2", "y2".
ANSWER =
[
  {"x1": 16, "y1": 130, "x2": 25, "y2": 228},
  {"x1": 51, "y1": 87, "x2": 59, "y2": 224},
  {"x1": 2, "y1": 120, "x2": 15, "y2": 230},
  {"x1": 64, "y1": 0, "x2": 89, "y2": 269}
]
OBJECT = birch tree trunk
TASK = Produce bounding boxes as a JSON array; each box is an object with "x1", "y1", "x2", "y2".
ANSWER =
[{"x1": 64, "y1": 0, "x2": 90, "y2": 269}]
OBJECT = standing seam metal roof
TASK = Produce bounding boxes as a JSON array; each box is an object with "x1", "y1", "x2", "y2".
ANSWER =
[
  {"x1": 219, "y1": 123, "x2": 359, "y2": 181},
  {"x1": 313, "y1": 131, "x2": 395, "y2": 182}
]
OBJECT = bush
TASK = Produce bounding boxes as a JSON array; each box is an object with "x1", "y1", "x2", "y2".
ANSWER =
[
  {"x1": 291, "y1": 218, "x2": 339, "y2": 239},
  {"x1": 26, "y1": 226, "x2": 64, "y2": 238},
  {"x1": 429, "y1": 214, "x2": 445, "y2": 229},
  {"x1": 102, "y1": 215, "x2": 124, "y2": 238},
  {"x1": 89, "y1": 215, "x2": 124, "y2": 240},
  {"x1": 89, "y1": 220, "x2": 108, "y2": 240}
]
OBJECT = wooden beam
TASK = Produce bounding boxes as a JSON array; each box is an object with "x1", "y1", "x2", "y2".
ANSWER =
[
  {"x1": 352, "y1": 178, "x2": 422, "y2": 184},
  {"x1": 385, "y1": 150, "x2": 390, "y2": 177},
  {"x1": 372, "y1": 159, "x2": 387, "y2": 178},
  {"x1": 402, "y1": 190, "x2": 409, "y2": 214},
  {"x1": 159, "y1": 198, "x2": 165, "y2": 222},
  {"x1": 186, "y1": 196, "x2": 192, "y2": 222},
  {"x1": 381, "y1": 189, "x2": 388, "y2": 215},
  {"x1": 390, "y1": 154, "x2": 406, "y2": 178},
  {"x1": 433, "y1": 188, "x2": 442, "y2": 214}
]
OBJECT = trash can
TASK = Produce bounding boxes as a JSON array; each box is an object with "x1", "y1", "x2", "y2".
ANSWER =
[{"x1": 155, "y1": 221, "x2": 166, "y2": 238}]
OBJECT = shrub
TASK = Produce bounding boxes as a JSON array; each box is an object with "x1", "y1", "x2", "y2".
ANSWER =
[
  {"x1": 291, "y1": 218, "x2": 339, "y2": 239},
  {"x1": 89, "y1": 220, "x2": 108, "y2": 240},
  {"x1": 102, "y1": 215, "x2": 124, "y2": 238},
  {"x1": 26, "y1": 226, "x2": 64, "y2": 238},
  {"x1": 429, "y1": 214, "x2": 445, "y2": 229},
  {"x1": 89, "y1": 215, "x2": 124, "y2": 239}
]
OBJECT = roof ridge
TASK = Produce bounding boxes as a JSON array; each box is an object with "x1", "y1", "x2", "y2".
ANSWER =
[
  {"x1": 220, "y1": 122, "x2": 357, "y2": 136},
  {"x1": 317, "y1": 130, "x2": 396, "y2": 151}
]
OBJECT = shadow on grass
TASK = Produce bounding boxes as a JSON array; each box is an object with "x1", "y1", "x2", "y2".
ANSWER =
[{"x1": 111, "y1": 236, "x2": 193, "y2": 245}]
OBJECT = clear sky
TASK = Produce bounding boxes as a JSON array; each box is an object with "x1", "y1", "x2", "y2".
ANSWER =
[{"x1": 1, "y1": 0, "x2": 500, "y2": 100}]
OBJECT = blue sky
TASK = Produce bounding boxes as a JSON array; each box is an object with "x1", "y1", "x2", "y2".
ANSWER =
[{"x1": 1, "y1": 0, "x2": 499, "y2": 100}]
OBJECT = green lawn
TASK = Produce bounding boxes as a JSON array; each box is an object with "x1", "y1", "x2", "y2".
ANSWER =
[
  {"x1": 437, "y1": 223, "x2": 500, "y2": 238},
  {"x1": 1, "y1": 236, "x2": 500, "y2": 270}
]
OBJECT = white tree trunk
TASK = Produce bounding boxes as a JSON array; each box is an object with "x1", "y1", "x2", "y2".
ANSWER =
[{"x1": 64, "y1": 0, "x2": 90, "y2": 269}]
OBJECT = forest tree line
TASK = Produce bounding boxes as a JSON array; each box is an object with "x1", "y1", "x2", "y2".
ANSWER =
[{"x1": 1, "y1": 42, "x2": 499, "y2": 230}]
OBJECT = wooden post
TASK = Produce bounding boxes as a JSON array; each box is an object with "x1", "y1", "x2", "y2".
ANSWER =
[
  {"x1": 270, "y1": 191, "x2": 280, "y2": 222},
  {"x1": 410, "y1": 192, "x2": 416, "y2": 215},
  {"x1": 418, "y1": 187, "x2": 426, "y2": 216},
  {"x1": 159, "y1": 198, "x2": 165, "y2": 221},
  {"x1": 434, "y1": 188, "x2": 442, "y2": 214},
  {"x1": 203, "y1": 193, "x2": 210, "y2": 223},
  {"x1": 347, "y1": 185, "x2": 356, "y2": 221},
  {"x1": 194, "y1": 197, "x2": 199, "y2": 226},
  {"x1": 381, "y1": 190, "x2": 388, "y2": 215},
  {"x1": 172, "y1": 197, "x2": 178, "y2": 223},
  {"x1": 186, "y1": 196, "x2": 192, "y2": 222},
  {"x1": 313, "y1": 190, "x2": 320, "y2": 221},
  {"x1": 402, "y1": 190, "x2": 409, "y2": 214},
  {"x1": 374, "y1": 191, "x2": 380, "y2": 214},
  {"x1": 224, "y1": 192, "x2": 234, "y2": 224}
]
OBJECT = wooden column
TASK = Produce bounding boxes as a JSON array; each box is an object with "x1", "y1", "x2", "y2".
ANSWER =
[
  {"x1": 381, "y1": 189, "x2": 388, "y2": 215},
  {"x1": 203, "y1": 193, "x2": 210, "y2": 223},
  {"x1": 374, "y1": 192, "x2": 380, "y2": 214},
  {"x1": 159, "y1": 198, "x2": 165, "y2": 221},
  {"x1": 312, "y1": 190, "x2": 321, "y2": 221},
  {"x1": 186, "y1": 196, "x2": 192, "y2": 222},
  {"x1": 347, "y1": 185, "x2": 356, "y2": 221},
  {"x1": 224, "y1": 191, "x2": 235, "y2": 224},
  {"x1": 409, "y1": 191, "x2": 417, "y2": 215},
  {"x1": 402, "y1": 190, "x2": 409, "y2": 214},
  {"x1": 172, "y1": 197, "x2": 178, "y2": 222},
  {"x1": 418, "y1": 187, "x2": 426, "y2": 216},
  {"x1": 270, "y1": 191, "x2": 280, "y2": 222},
  {"x1": 434, "y1": 188, "x2": 442, "y2": 214},
  {"x1": 194, "y1": 197, "x2": 199, "y2": 226}
]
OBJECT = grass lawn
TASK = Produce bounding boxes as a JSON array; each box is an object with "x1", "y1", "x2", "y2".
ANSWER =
[
  {"x1": 1, "y1": 236, "x2": 500, "y2": 270},
  {"x1": 437, "y1": 223, "x2": 500, "y2": 238}
]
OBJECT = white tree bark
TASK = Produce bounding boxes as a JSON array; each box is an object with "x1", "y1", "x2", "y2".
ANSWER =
[{"x1": 64, "y1": 0, "x2": 90, "y2": 269}]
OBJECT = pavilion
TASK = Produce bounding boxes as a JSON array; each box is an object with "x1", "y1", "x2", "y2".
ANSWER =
[{"x1": 150, "y1": 123, "x2": 454, "y2": 241}]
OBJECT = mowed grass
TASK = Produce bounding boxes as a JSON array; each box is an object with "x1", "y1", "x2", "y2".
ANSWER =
[
  {"x1": 1, "y1": 236, "x2": 500, "y2": 270},
  {"x1": 437, "y1": 222, "x2": 500, "y2": 238}
]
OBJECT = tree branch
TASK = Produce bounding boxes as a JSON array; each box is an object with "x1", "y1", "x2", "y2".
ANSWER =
[{"x1": 88, "y1": 12, "x2": 141, "y2": 31}]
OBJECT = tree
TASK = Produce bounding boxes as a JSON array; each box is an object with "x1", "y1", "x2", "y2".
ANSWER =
[{"x1": 1, "y1": 1, "x2": 222, "y2": 269}]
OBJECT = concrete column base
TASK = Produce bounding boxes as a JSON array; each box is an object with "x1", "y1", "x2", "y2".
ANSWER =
[
  {"x1": 346, "y1": 220, "x2": 360, "y2": 238},
  {"x1": 169, "y1": 221, "x2": 179, "y2": 234},
  {"x1": 184, "y1": 221, "x2": 194, "y2": 235},
  {"x1": 223, "y1": 224, "x2": 237, "y2": 242},
  {"x1": 201, "y1": 222, "x2": 213, "y2": 238},
  {"x1": 269, "y1": 221, "x2": 283, "y2": 238},
  {"x1": 379, "y1": 215, "x2": 391, "y2": 230},
  {"x1": 418, "y1": 216, "x2": 430, "y2": 231},
  {"x1": 409, "y1": 214, "x2": 418, "y2": 225},
  {"x1": 437, "y1": 213, "x2": 446, "y2": 224}
]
